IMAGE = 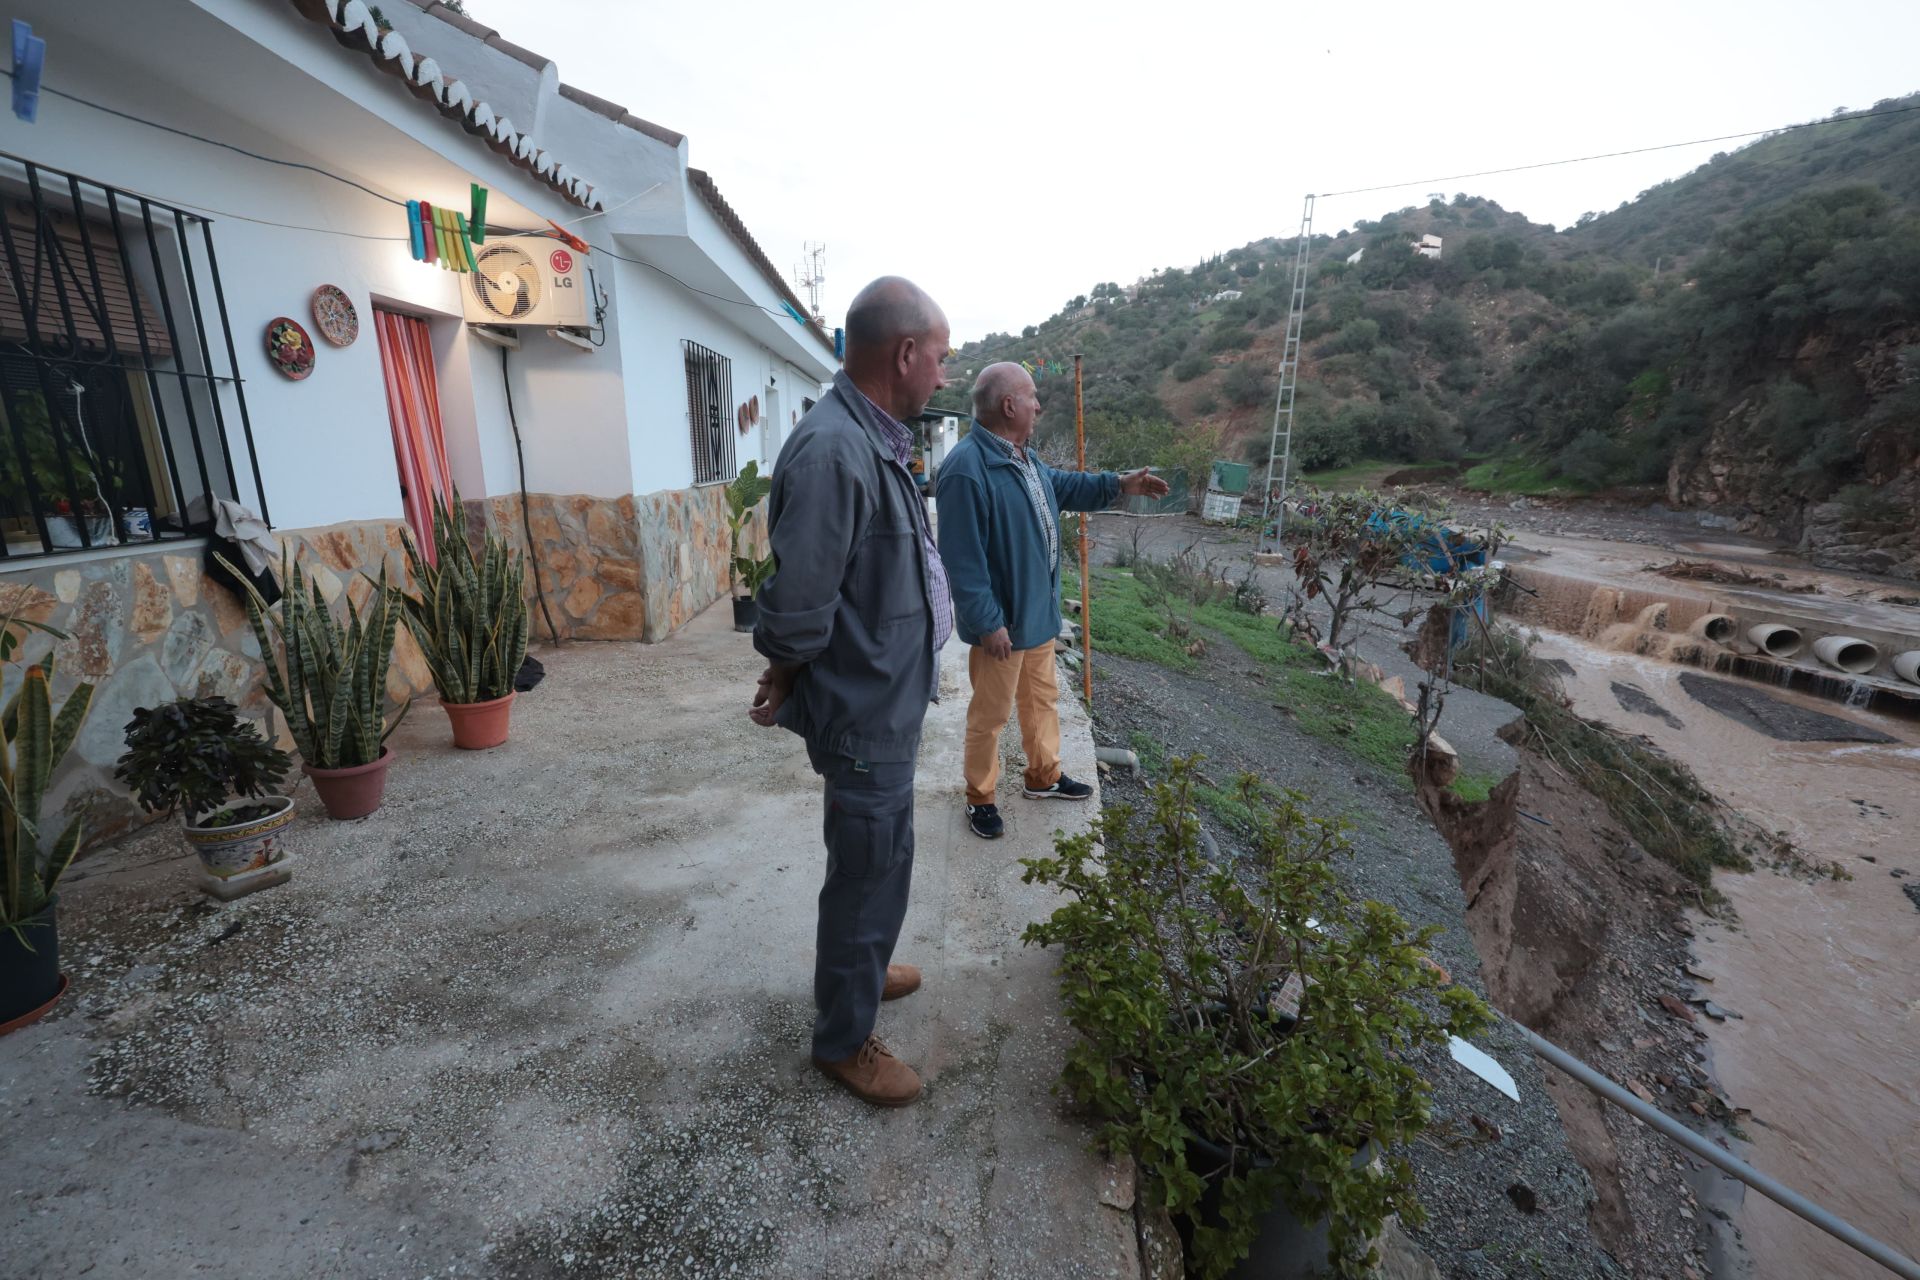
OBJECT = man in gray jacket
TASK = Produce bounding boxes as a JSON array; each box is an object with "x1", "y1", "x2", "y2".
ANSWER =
[{"x1": 749, "y1": 276, "x2": 952, "y2": 1107}]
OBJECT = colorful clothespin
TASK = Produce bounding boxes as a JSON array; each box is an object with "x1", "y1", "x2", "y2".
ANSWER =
[
  {"x1": 454, "y1": 212, "x2": 479, "y2": 272},
  {"x1": 406, "y1": 200, "x2": 425, "y2": 261},
  {"x1": 11, "y1": 21, "x2": 45, "y2": 123},
  {"x1": 544, "y1": 219, "x2": 589, "y2": 254},
  {"x1": 419, "y1": 200, "x2": 439, "y2": 265},
  {"x1": 469, "y1": 184, "x2": 489, "y2": 245},
  {"x1": 437, "y1": 208, "x2": 461, "y2": 272}
]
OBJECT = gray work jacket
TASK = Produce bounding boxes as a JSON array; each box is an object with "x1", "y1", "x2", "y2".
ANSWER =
[{"x1": 752, "y1": 379, "x2": 939, "y2": 763}]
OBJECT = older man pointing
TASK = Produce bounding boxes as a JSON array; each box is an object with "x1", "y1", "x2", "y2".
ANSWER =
[{"x1": 935, "y1": 362, "x2": 1169, "y2": 839}]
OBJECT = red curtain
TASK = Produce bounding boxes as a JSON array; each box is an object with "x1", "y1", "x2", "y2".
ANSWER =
[{"x1": 373, "y1": 309, "x2": 452, "y2": 561}]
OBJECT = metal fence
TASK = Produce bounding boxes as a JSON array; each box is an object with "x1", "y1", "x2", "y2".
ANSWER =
[
  {"x1": 1120, "y1": 466, "x2": 1189, "y2": 515},
  {"x1": 0, "y1": 151, "x2": 265, "y2": 559}
]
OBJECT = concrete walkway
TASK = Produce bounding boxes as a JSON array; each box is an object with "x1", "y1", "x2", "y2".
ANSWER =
[{"x1": 0, "y1": 606, "x2": 1137, "y2": 1279}]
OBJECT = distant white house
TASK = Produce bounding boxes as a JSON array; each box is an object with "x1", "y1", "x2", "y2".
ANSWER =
[
  {"x1": 1212, "y1": 289, "x2": 1244, "y2": 303},
  {"x1": 1414, "y1": 234, "x2": 1444, "y2": 260},
  {"x1": 1346, "y1": 247, "x2": 1366, "y2": 265}
]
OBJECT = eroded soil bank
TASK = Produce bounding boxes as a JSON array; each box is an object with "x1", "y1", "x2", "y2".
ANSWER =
[{"x1": 1532, "y1": 634, "x2": 1920, "y2": 1280}]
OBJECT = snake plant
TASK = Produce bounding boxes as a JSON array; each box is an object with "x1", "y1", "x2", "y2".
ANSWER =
[
  {"x1": 220, "y1": 548, "x2": 408, "y2": 770},
  {"x1": 396, "y1": 489, "x2": 529, "y2": 705},
  {"x1": 1, "y1": 612, "x2": 93, "y2": 939}
]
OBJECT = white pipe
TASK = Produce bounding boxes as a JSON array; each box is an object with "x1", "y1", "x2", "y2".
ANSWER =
[
  {"x1": 1689, "y1": 613, "x2": 1736, "y2": 644},
  {"x1": 1747, "y1": 622, "x2": 1803, "y2": 658},
  {"x1": 1813, "y1": 635, "x2": 1880, "y2": 675},
  {"x1": 1895, "y1": 651, "x2": 1920, "y2": 686}
]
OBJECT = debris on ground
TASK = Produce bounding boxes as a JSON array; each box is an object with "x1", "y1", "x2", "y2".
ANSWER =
[{"x1": 1645, "y1": 558, "x2": 1822, "y2": 592}]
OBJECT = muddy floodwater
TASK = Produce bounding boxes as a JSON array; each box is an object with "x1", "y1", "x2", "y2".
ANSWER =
[{"x1": 1531, "y1": 632, "x2": 1920, "y2": 1280}]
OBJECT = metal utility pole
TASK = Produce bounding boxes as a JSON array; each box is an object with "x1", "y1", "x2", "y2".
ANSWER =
[
  {"x1": 792, "y1": 242, "x2": 826, "y2": 321},
  {"x1": 1259, "y1": 194, "x2": 1315, "y2": 550},
  {"x1": 1074, "y1": 354, "x2": 1092, "y2": 703}
]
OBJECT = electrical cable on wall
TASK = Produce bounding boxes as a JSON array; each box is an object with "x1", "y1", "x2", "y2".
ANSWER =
[
  {"x1": 0, "y1": 70, "x2": 818, "y2": 332},
  {"x1": 499, "y1": 346, "x2": 563, "y2": 647}
]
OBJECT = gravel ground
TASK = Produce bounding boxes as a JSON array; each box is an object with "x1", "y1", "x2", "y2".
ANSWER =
[{"x1": 1086, "y1": 639, "x2": 1617, "y2": 1280}]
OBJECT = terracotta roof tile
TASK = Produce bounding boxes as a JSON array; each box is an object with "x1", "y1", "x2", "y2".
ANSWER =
[
  {"x1": 421, "y1": 3, "x2": 493, "y2": 40},
  {"x1": 618, "y1": 112, "x2": 684, "y2": 148},
  {"x1": 688, "y1": 168, "x2": 834, "y2": 354},
  {"x1": 558, "y1": 82, "x2": 627, "y2": 121},
  {"x1": 295, "y1": 0, "x2": 601, "y2": 208},
  {"x1": 482, "y1": 32, "x2": 548, "y2": 70}
]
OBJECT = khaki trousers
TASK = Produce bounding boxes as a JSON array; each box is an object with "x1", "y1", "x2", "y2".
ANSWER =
[{"x1": 964, "y1": 642, "x2": 1062, "y2": 805}]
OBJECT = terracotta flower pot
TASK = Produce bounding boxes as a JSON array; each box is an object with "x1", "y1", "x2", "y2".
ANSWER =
[
  {"x1": 183, "y1": 795, "x2": 296, "y2": 877},
  {"x1": 441, "y1": 692, "x2": 515, "y2": 750},
  {"x1": 303, "y1": 748, "x2": 393, "y2": 820}
]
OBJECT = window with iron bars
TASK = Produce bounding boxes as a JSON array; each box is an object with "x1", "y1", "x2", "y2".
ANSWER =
[
  {"x1": 682, "y1": 339, "x2": 736, "y2": 486},
  {"x1": 0, "y1": 152, "x2": 266, "y2": 560}
]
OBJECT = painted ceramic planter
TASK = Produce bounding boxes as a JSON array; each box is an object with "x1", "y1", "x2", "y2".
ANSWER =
[{"x1": 183, "y1": 795, "x2": 296, "y2": 877}]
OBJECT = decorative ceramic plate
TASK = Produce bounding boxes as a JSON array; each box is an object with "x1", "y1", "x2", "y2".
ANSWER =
[
  {"x1": 311, "y1": 284, "x2": 359, "y2": 346},
  {"x1": 267, "y1": 316, "x2": 316, "y2": 380}
]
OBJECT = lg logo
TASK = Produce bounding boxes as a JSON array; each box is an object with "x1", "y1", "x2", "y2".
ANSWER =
[{"x1": 550, "y1": 248, "x2": 574, "y2": 274}]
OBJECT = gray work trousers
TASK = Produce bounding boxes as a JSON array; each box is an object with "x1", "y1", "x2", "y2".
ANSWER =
[{"x1": 807, "y1": 746, "x2": 917, "y2": 1062}]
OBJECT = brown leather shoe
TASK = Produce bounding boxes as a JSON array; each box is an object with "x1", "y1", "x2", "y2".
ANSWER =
[
  {"x1": 812, "y1": 1035, "x2": 923, "y2": 1107},
  {"x1": 882, "y1": 963, "x2": 921, "y2": 1001}
]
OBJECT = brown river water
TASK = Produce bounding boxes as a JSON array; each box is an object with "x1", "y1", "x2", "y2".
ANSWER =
[{"x1": 1529, "y1": 630, "x2": 1920, "y2": 1280}]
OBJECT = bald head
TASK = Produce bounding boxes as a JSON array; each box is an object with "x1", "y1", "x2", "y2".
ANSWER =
[
  {"x1": 842, "y1": 275, "x2": 950, "y2": 422},
  {"x1": 845, "y1": 276, "x2": 942, "y2": 353},
  {"x1": 972, "y1": 361, "x2": 1041, "y2": 447}
]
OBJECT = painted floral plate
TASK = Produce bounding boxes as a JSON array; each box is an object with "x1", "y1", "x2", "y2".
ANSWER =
[
  {"x1": 267, "y1": 316, "x2": 316, "y2": 380},
  {"x1": 311, "y1": 284, "x2": 359, "y2": 346}
]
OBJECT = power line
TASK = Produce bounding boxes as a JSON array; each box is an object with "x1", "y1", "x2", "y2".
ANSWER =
[
  {"x1": 1316, "y1": 101, "x2": 1920, "y2": 200},
  {"x1": 0, "y1": 71, "x2": 812, "y2": 329}
]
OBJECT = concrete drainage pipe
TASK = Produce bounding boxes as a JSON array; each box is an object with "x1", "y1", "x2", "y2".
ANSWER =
[
  {"x1": 1894, "y1": 652, "x2": 1920, "y2": 686},
  {"x1": 1813, "y1": 635, "x2": 1880, "y2": 675},
  {"x1": 1747, "y1": 623, "x2": 1803, "y2": 658},
  {"x1": 1689, "y1": 614, "x2": 1737, "y2": 644}
]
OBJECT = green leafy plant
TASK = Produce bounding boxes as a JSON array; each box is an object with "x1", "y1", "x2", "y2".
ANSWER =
[
  {"x1": 396, "y1": 489, "x2": 529, "y2": 705},
  {"x1": 725, "y1": 459, "x2": 775, "y2": 599},
  {"x1": 1288, "y1": 487, "x2": 1451, "y2": 651},
  {"x1": 1022, "y1": 757, "x2": 1491, "y2": 1278},
  {"x1": 0, "y1": 612, "x2": 93, "y2": 944},
  {"x1": 115, "y1": 696, "x2": 292, "y2": 828},
  {"x1": 220, "y1": 548, "x2": 408, "y2": 770}
]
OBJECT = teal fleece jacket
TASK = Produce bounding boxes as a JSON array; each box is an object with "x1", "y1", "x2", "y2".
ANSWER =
[{"x1": 934, "y1": 426, "x2": 1120, "y2": 651}]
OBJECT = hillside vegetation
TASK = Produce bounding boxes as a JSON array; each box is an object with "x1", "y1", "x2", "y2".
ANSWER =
[{"x1": 939, "y1": 97, "x2": 1920, "y2": 573}]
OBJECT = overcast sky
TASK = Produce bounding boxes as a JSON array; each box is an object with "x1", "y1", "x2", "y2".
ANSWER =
[{"x1": 500, "y1": 0, "x2": 1920, "y2": 343}]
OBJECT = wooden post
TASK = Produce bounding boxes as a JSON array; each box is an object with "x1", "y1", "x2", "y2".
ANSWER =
[{"x1": 1074, "y1": 354, "x2": 1092, "y2": 702}]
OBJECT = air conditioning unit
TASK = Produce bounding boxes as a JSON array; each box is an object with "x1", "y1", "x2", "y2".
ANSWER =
[{"x1": 462, "y1": 238, "x2": 589, "y2": 327}]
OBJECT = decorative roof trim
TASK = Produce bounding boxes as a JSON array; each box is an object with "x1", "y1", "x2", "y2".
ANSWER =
[
  {"x1": 687, "y1": 168, "x2": 834, "y2": 355},
  {"x1": 291, "y1": 0, "x2": 604, "y2": 210}
]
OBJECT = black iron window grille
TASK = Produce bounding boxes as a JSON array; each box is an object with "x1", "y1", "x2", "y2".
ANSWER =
[
  {"x1": 682, "y1": 339, "x2": 735, "y2": 486},
  {"x1": 0, "y1": 151, "x2": 267, "y2": 560}
]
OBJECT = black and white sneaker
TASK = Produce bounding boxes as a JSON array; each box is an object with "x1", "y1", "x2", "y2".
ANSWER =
[
  {"x1": 1025, "y1": 774, "x2": 1094, "y2": 801},
  {"x1": 966, "y1": 803, "x2": 1004, "y2": 839}
]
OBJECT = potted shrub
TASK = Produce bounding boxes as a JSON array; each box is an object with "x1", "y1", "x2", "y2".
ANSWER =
[
  {"x1": 396, "y1": 489, "x2": 529, "y2": 750},
  {"x1": 1021, "y1": 758, "x2": 1492, "y2": 1278},
  {"x1": 724, "y1": 460, "x2": 774, "y2": 632},
  {"x1": 114, "y1": 696, "x2": 296, "y2": 887},
  {"x1": 220, "y1": 548, "x2": 409, "y2": 820},
  {"x1": 0, "y1": 614, "x2": 93, "y2": 1034}
]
